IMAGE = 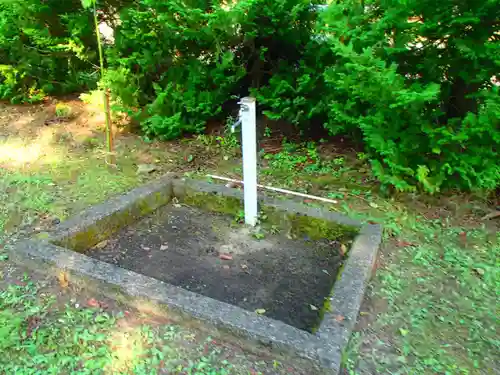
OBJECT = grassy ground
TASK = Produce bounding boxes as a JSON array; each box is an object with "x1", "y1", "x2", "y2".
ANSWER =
[
  {"x1": 0, "y1": 263, "x2": 308, "y2": 375},
  {"x1": 0, "y1": 100, "x2": 498, "y2": 374}
]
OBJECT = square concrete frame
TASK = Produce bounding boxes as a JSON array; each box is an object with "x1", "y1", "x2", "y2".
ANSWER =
[{"x1": 8, "y1": 175, "x2": 382, "y2": 374}]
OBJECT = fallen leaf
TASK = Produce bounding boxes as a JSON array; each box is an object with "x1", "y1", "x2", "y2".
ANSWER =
[
  {"x1": 473, "y1": 267, "x2": 485, "y2": 276},
  {"x1": 94, "y1": 240, "x2": 108, "y2": 249},
  {"x1": 58, "y1": 271, "x2": 69, "y2": 288},
  {"x1": 87, "y1": 298, "x2": 99, "y2": 308},
  {"x1": 335, "y1": 315, "x2": 345, "y2": 322},
  {"x1": 255, "y1": 308, "x2": 266, "y2": 315},
  {"x1": 219, "y1": 253, "x2": 233, "y2": 260},
  {"x1": 340, "y1": 244, "x2": 347, "y2": 256},
  {"x1": 310, "y1": 304, "x2": 318, "y2": 311},
  {"x1": 240, "y1": 264, "x2": 248, "y2": 270},
  {"x1": 396, "y1": 240, "x2": 414, "y2": 248},
  {"x1": 86, "y1": 298, "x2": 108, "y2": 309},
  {"x1": 137, "y1": 164, "x2": 157, "y2": 174},
  {"x1": 25, "y1": 316, "x2": 41, "y2": 338},
  {"x1": 459, "y1": 231, "x2": 467, "y2": 247},
  {"x1": 183, "y1": 333, "x2": 196, "y2": 340}
]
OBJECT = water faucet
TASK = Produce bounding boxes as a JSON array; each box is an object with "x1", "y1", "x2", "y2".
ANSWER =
[
  {"x1": 231, "y1": 101, "x2": 250, "y2": 133},
  {"x1": 230, "y1": 118, "x2": 242, "y2": 133}
]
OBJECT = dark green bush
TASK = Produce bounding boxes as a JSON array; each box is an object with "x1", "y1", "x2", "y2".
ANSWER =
[
  {"x1": 0, "y1": 0, "x2": 97, "y2": 103},
  {"x1": 1, "y1": 0, "x2": 498, "y2": 192},
  {"x1": 106, "y1": 0, "x2": 318, "y2": 139},
  {"x1": 105, "y1": 0, "x2": 246, "y2": 139},
  {"x1": 255, "y1": 0, "x2": 500, "y2": 192}
]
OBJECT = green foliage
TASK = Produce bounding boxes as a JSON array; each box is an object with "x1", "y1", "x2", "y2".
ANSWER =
[
  {"x1": 105, "y1": 0, "x2": 320, "y2": 138},
  {"x1": 0, "y1": 0, "x2": 498, "y2": 191},
  {"x1": 106, "y1": 0, "x2": 246, "y2": 139},
  {"x1": 255, "y1": 0, "x2": 500, "y2": 192},
  {"x1": 322, "y1": 0, "x2": 500, "y2": 192},
  {"x1": 0, "y1": 0, "x2": 97, "y2": 103}
]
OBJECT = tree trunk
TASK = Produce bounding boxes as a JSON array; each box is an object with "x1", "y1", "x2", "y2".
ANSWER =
[{"x1": 445, "y1": 77, "x2": 480, "y2": 120}]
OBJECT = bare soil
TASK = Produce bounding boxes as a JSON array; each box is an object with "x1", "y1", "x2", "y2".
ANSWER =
[{"x1": 89, "y1": 204, "x2": 345, "y2": 332}]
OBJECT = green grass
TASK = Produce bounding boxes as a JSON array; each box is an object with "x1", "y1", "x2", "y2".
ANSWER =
[
  {"x1": 0, "y1": 164, "x2": 142, "y2": 237},
  {"x1": 0, "y1": 280, "x2": 235, "y2": 374},
  {"x1": 0, "y1": 170, "x2": 56, "y2": 233},
  {"x1": 0, "y1": 141, "x2": 152, "y2": 238},
  {"x1": 347, "y1": 211, "x2": 499, "y2": 374}
]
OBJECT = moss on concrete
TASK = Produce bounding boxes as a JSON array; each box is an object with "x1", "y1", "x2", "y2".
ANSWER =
[
  {"x1": 181, "y1": 190, "x2": 357, "y2": 242},
  {"x1": 183, "y1": 191, "x2": 243, "y2": 216},
  {"x1": 311, "y1": 293, "x2": 334, "y2": 334},
  {"x1": 52, "y1": 189, "x2": 172, "y2": 252},
  {"x1": 287, "y1": 214, "x2": 356, "y2": 241}
]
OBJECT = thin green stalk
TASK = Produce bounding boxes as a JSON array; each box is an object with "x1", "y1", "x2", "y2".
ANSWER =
[{"x1": 93, "y1": 4, "x2": 113, "y2": 159}]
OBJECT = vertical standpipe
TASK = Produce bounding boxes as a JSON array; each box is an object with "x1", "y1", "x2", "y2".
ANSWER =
[{"x1": 239, "y1": 97, "x2": 258, "y2": 226}]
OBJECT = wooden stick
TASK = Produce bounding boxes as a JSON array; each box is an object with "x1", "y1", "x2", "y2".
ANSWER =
[{"x1": 104, "y1": 89, "x2": 115, "y2": 165}]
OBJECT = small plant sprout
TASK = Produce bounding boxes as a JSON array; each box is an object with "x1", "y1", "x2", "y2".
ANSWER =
[
  {"x1": 233, "y1": 210, "x2": 245, "y2": 224},
  {"x1": 333, "y1": 157, "x2": 345, "y2": 166},
  {"x1": 270, "y1": 225, "x2": 280, "y2": 235},
  {"x1": 55, "y1": 103, "x2": 72, "y2": 118},
  {"x1": 257, "y1": 211, "x2": 268, "y2": 224},
  {"x1": 252, "y1": 231, "x2": 265, "y2": 240}
]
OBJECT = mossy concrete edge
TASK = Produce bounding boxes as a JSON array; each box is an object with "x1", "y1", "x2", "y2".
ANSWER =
[
  {"x1": 49, "y1": 174, "x2": 174, "y2": 251},
  {"x1": 9, "y1": 239, "x2": 333, "y2": 374},
  {"x1": 172, "y1": 178, "x2": 363, "y2": 230},
  {"x1": 317, "y1": 223, "x2": 383, "y2": 366}
]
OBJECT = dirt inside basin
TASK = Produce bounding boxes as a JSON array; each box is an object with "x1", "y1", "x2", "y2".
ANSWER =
[{"x1": 88, "y1": 204, "x2": 347, "y2": 332}]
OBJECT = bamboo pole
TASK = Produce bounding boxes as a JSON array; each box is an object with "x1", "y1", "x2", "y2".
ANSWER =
[{"x1": 93, "y1": 5, "x2": 114, "y2": 165}]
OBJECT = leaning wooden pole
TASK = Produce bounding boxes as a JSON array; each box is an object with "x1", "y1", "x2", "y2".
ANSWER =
[
  {"x1": 93, "y1": 3, "x2": 114, "y2": 165},
  {"x1": 104, "y1": 88, "x2": 114, "y2": 165}
]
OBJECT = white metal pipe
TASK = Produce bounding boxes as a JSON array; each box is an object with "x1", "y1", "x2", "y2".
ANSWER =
[
  {"x1": 207, "y1": 175, "x2": 339, "y2": 205},
  {"x1": 239, "y1": 97, "x2": 258, "y2": 226}
]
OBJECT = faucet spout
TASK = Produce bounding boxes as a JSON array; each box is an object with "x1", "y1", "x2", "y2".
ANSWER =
[{"x1": 230, "y1": 119, "x2": 242, "y2": 133}]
